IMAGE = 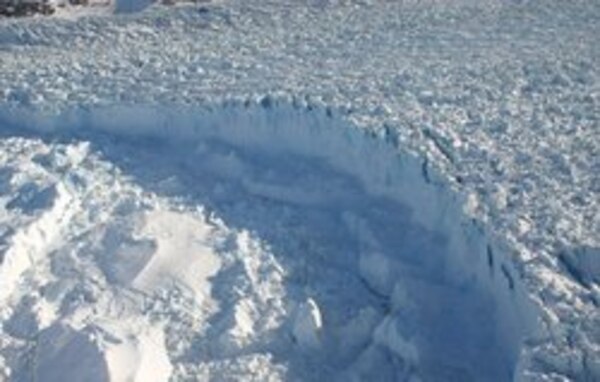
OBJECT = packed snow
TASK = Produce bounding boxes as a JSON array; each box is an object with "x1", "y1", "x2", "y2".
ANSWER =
[{"x1": 0, "y1": 0, "x2": 598, "y2": 381}]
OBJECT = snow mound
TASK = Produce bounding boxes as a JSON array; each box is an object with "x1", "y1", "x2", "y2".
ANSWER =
[
  {"x1": 100, "y1": 210, "x2": 222, "y2": 305},
  {"x1": 31, "y1": 322, "x2": 172, "y2": 382},
  {"x1": 0, "y1": 101, "x2": 540, "y2": 380}
]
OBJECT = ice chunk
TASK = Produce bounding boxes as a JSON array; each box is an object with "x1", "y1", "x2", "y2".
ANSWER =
[{"x1": 292, "y1": 298, "x2": 322, "y2": 350}]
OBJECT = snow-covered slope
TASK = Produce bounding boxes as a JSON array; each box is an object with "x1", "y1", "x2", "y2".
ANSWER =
[{"x1": 0, "y1": 0, "x2": 598, "y2": 381}]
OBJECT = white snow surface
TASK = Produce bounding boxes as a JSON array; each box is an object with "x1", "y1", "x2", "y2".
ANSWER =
[{"x1": 0, "y1": 0, "x2": 598, "y2": 381}]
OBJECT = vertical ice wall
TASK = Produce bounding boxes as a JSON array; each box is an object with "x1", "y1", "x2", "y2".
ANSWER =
[{"x1": 0, "y1": 99, "x2": 541, "y2": 379}]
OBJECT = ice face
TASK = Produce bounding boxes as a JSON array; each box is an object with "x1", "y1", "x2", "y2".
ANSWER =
[{"x1": 0, "y1": 103, "x2": 538, "y2": 380}]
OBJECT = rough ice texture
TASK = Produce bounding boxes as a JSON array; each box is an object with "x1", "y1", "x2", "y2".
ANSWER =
[{"x1": 0, "y1": 0, "x2": 598, "y2": 380}]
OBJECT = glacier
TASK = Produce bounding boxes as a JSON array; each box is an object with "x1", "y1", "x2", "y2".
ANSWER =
[{"x1": 0, "y1": 0, "x2": 598, "y2": 381}]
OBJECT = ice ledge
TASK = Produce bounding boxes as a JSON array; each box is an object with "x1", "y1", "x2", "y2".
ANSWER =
[{"x1": 0, "y1": 98, "x2": 593, "y2": 380}]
